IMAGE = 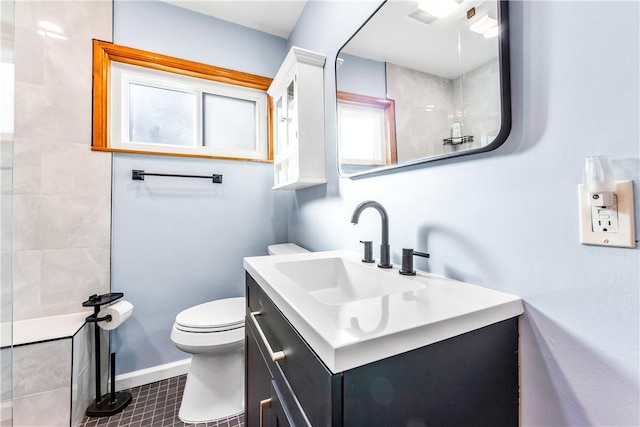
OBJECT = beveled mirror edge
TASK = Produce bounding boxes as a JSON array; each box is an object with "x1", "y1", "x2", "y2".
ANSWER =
[{"x1": 335, "y1": 0, "x2": 512, "y2": 178}]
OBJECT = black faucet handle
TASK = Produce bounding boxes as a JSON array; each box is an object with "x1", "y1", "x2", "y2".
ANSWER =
[
  {"x1": 412, "y1": 251, "x2": 430, "y2": 259},
  {"x1": 399, "y1": 248, "x2": 430, "y2": 276},
  {"x1": 359, "y1": 240, "x2": 375, "y2": 263}
]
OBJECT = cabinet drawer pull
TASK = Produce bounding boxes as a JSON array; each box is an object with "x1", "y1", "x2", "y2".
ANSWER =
[
  {"x1": 259, "y1": 397, "x2": 272, "y2": 427},
  {"x1": 249, "y1": 311, "x2": 286, "y2": 362}
]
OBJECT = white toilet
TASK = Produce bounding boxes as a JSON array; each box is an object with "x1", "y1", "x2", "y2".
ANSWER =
[
  {"x1": 171, "y1": 297, "x2": 245, "y2": 423},
  {"x1": 170, "y1": 243, "x2": 308, "y2": 424}
]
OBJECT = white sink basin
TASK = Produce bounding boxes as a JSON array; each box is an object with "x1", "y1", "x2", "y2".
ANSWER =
[
  {"x1": 244, "y1": 250, "x2": 523, "y2": 373},
  {"x1": 275, "y1": 257, "x2": 423, "y2": 304}
]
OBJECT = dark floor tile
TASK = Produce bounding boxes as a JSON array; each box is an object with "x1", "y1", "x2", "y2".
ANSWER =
[{"x1": 79, "y1": 374, "x2": 243, "y2": 427}]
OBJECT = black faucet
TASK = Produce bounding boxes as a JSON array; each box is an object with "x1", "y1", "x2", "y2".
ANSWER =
[
  {"x1": 399, "y1": 248, "x2": 430, "y2": 276},
  {"x1": 351, "y1": 201, "x2": 392, "y2": 269},
  {"x1": 359, "y1": 240, "x2": 375, "y2": 263}
]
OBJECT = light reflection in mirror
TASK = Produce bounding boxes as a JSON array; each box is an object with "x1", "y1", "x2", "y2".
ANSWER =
[{"x1": 336, "y1": 0, "x2": 511, "y2": 177}]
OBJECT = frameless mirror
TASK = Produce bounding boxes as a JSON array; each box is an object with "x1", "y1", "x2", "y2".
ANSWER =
[{"x1": 336, "y1": 0, "x2": 511, "y2": 177}]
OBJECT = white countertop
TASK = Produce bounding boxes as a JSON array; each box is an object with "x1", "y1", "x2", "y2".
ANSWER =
[{"x1": 244, "y1": 250, "x2": 523, "y2": 374}]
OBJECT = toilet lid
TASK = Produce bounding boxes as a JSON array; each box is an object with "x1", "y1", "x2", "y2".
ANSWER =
[{"x1": 175, "y1": 297, "x2": 245, "y2": 333}]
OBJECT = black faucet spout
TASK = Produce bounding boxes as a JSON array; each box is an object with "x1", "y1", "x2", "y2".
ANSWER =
[{"x1": 351, "y1": 201, "x2": 392, "y2": 268}]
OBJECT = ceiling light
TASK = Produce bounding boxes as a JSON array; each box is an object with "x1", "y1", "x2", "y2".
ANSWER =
[
  {"x1": 469, "y1": 15, "x2": 498, "y2": 36},
  {"x1": 409, "y1": 8, "x2": 437, "y2": 25},
  {"x1": 416, "y1": 0, "x2": 460, "y2": 19},
  {"x1": 483, "y1": 26, "x2": 499, "y2": 38}
]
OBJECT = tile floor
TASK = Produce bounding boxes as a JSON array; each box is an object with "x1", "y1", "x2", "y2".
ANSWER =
[{"x1": 80, "y1": 375, "x2": 245, "y2": 427}]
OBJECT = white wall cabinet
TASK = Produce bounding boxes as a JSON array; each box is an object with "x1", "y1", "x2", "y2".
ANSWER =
[{"x1": 268, "y1": 47, "x2": 326, "y2": 190}]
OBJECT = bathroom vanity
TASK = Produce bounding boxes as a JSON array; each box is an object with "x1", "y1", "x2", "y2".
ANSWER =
[{"x1": 244, "y1": 251, "x2": 523, "y2": 426}]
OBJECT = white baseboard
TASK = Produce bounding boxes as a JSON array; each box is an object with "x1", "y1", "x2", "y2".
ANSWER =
[{"x1": 115, "y1": 358, "x2": 191, "y2": 391}]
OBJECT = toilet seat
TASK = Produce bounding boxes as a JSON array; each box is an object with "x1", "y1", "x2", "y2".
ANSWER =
[{"x1": 175, "y1": 297, "x2": 245, "y2": 333}]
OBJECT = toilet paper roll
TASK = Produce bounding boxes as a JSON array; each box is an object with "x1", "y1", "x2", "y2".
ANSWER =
[{"x1": 97, "y1": 300, "x2": 134, "y2": 330}]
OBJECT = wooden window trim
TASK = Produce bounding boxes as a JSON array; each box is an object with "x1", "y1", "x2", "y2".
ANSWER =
[
  {"x1": 337, "y1": 91, "x2": 397, "y2": 165},
  {"x1": 92, "y1": 39, "x2": 274, "y2": 162}
]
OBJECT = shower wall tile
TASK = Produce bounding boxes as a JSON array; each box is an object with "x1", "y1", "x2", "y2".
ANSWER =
[
  {"x1": 13, "y1": 84, "x2": 93, "y2": 145},
  {"x1": 13, "y1": 25, "x2": 45, "y2": 86},
  {"x1": 72, "y1": 323, "x2": 97, "y2": 427},
  {"x1": 12, "y1": 387, "x2": 70, "y2": 427},
  {"x1": 72, "y1": 366, "x2": 93, "y2": 427},
  {"x1": 12, "y1": 138, "x2": 42, "y2": 196},
  {"x1": 13, "y1": 0, "x2": 113, "y2": 321},
  {"x1": 11, "y1": 321, "x2": 101, "y2": 426},
  {"x1": 40, "y1": 248, "x2": 110, "y2": 305},
  {"x1": 72, "y1": 322, "x2": 92, "y2": 380},
  {"x1": 38, "y1": 196, "x2": 110, "y2": 249},
  {"x1": 13, "y1": 339, "x2": 71, "y2": 398},
  {"x1": 13, "y1": 83, "x2": 60, "y2": 142},
  {"x1": 15, "y1": 0, "x2": 112, "y2": 38},
  {"x1": 71, "y1": 326, "x2": 108, "y2": 426},
  {"x1": 11, "y1": 196, "x2": 40, "y2": 252},
  {"x1": 0, "y1": 348, "x2": 11, "y2": 401},
  {"x1": 13, "y1": 138, "x2": 112, "y2": 196},
  {"x1": 11, "y1": 250, "x2": 41, "y2": 321},
  {"x1": 40, "y1": 143, "x2": 111, "y2": 197}
]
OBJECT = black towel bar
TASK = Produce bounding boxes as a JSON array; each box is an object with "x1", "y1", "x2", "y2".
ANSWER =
[{"x1": 132, "y1": 169, "x2": 222, "y2": 184}]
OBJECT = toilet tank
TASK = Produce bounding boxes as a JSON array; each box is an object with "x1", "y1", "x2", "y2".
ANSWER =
[{"x1": 268, "y1": 243, "x2": 309, "y2": 255}]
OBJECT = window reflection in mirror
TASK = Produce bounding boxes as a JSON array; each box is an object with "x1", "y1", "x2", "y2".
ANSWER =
[
  {"x1": 336, "y1": 0, "x2": 511, "y2": 177},
  {"x1": 337, "y1": 91, "x2": 397, "y2": 175}
]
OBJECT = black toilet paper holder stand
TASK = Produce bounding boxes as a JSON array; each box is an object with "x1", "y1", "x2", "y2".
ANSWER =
[{"x1": 82, "y1": 292, "x2": 132, "y2": 417}]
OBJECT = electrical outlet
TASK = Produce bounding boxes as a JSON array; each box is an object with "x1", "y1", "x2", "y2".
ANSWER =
[
  {"x1": 578, "y1": 181, "x2": 636, "y2": 248},
  {"x1": 591, "y1": 202, "x2": 619, "y2": 233}
]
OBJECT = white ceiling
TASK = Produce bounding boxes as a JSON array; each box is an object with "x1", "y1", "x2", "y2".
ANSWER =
[
  {"x1": 341, "y1": 0, "x2": 499, "y2": 79},
  {"x1": 163, "y1": 0, "x2": 307, "y2": 39},
  {"x1": 164, "y1": 0, "x2": 499, "y2": 79}
]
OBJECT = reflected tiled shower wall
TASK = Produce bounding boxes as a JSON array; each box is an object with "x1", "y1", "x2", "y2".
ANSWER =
[
  {"x1": 12, "y1": 0, "x2": 112, "y2": 321},
  {"x1": 386, "y1": 62, "x2": 454, "y2": 162},
  {"x1": 386, "y1": 60, "x2": 500, "y2": 162}
]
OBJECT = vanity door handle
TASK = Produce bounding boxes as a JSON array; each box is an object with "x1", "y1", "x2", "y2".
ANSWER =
[
  {"x1": 259, "y1": 397, "x2": 272, "y2": 427},
  {"x1": 249, "y1": 311, "x2": 286, "y2": 362}
]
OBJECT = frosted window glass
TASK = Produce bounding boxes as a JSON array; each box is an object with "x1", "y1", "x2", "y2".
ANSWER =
[
  {"x1": 339, "y1": 103, "x2": 385, "y2": 163},
  {"x1": 129, "y1": 83, "x2": 195, "y2": 146},
  {"x1": 203, "y1": 93, "x2": 256, "y2": 151}
]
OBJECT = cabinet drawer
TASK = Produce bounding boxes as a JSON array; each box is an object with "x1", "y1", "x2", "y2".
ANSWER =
[
  {"x1": 247, "y1": 273, "x2": 340, "y2": 427},
  {"x1": 245, "y1": 323, "x2": 272, "y2": 427}
]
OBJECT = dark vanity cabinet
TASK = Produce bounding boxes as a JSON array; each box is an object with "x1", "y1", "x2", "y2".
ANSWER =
[{"x1": 245, "y1": 272, "x2": 519, "y2": 427}]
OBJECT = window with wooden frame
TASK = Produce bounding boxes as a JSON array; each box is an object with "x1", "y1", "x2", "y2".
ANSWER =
[
  {"x1": 336, "y1": 91, "x2": 396, "y2": 166},
  {"x1": 92, "y1": 40, "x2": 273, "y2": 162}
]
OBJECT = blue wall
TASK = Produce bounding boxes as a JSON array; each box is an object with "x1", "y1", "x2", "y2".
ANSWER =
[
  {"x1": 336, "y1": 53, "x2": 386, "y2": 98},
  {"x1": 113, "y1": 0, "x2": 286, "y2": 77},
  {"x1": 108, "y1": 1, "x2": 640, "y2": 424},
  {"x1": 111, "y1": 1, "x2": 289, "y2": 374},
  {"x1": 288, "y1": 1, "x2": 639, "y2": 426}
]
